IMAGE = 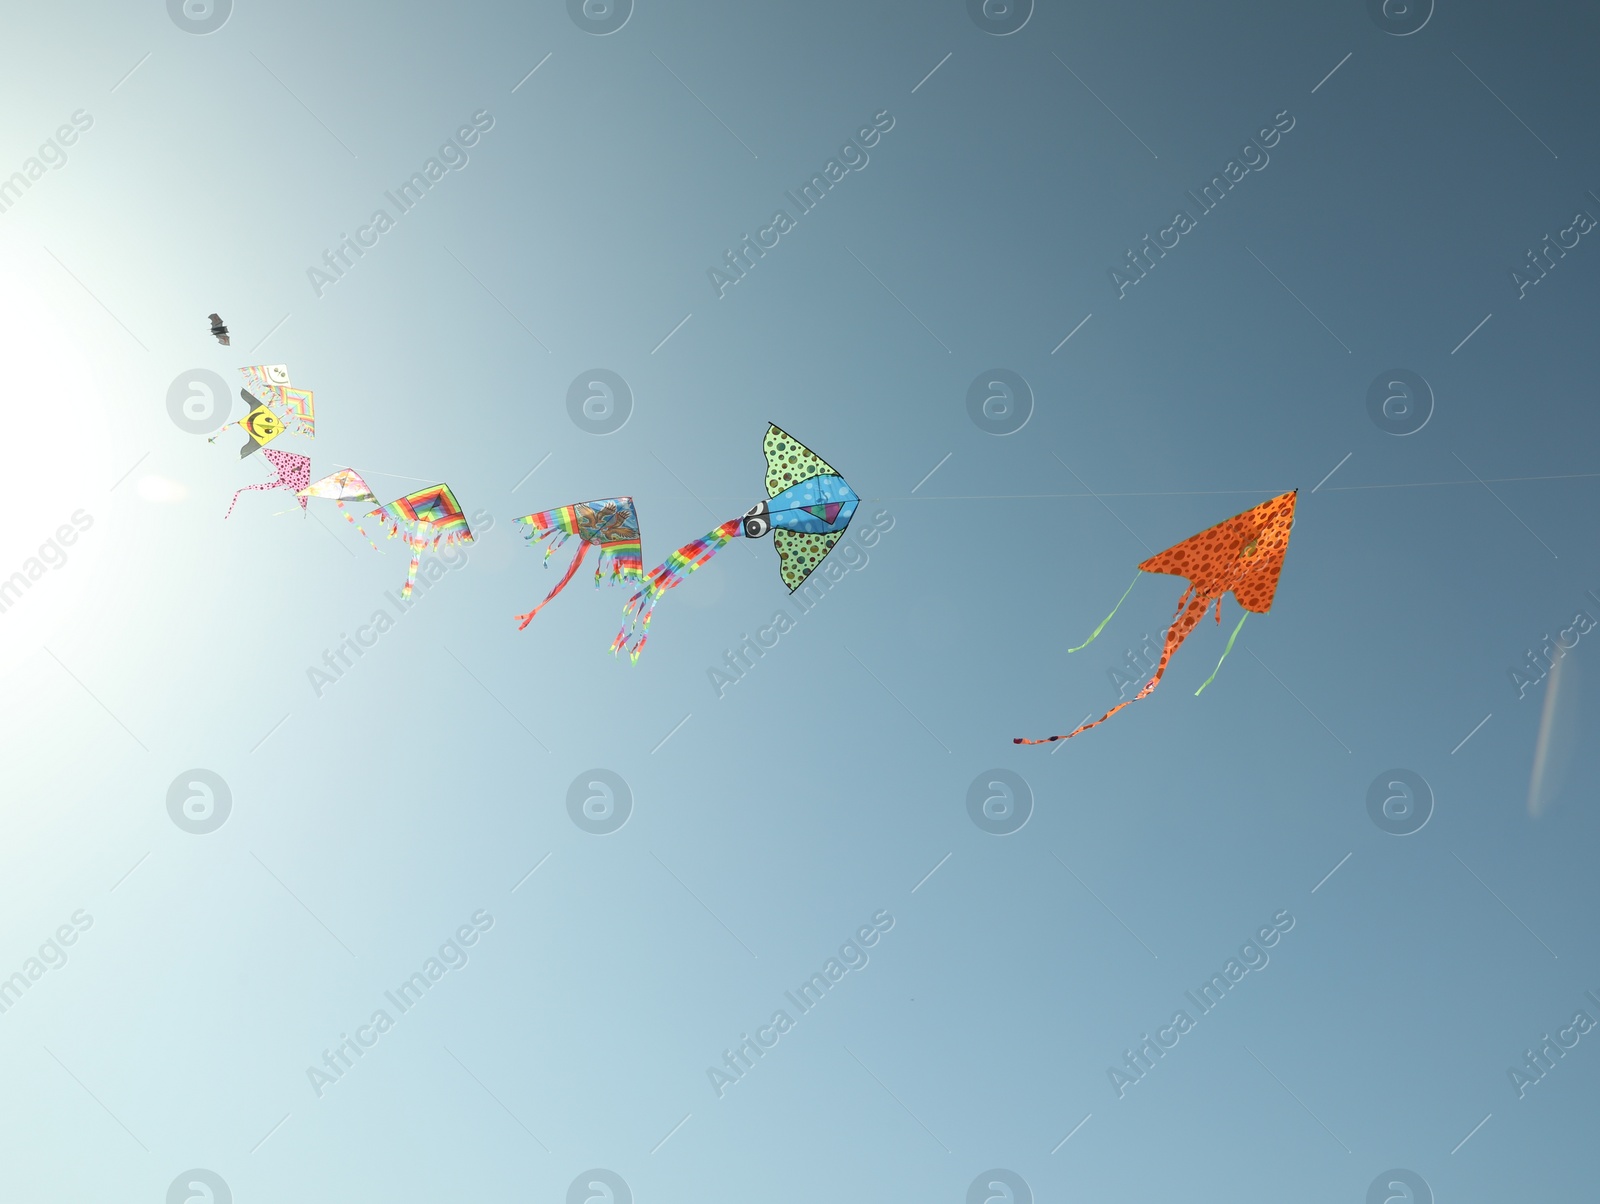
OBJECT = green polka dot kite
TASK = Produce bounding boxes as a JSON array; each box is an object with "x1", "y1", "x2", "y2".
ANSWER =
[{"x1": 610, "y1": 423, "x2": 861, "y2": 660}]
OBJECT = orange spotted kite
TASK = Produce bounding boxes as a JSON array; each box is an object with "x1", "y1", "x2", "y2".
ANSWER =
[{"x1": 1016, "y1": 490, "x2": 1297, "y2": 744}]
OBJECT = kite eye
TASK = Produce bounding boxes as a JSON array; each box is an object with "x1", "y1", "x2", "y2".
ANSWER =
[
  {"x1": 1240, "y1": 538, "x2": 1260, "y2": 558},
  {"x1": 741, "y1": 500, "x2": 771, "y2": 538}
]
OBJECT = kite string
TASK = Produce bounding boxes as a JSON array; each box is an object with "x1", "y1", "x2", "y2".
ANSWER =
[
  {"x1": 1067, "y1": 572, "x2": 1142, "y2": 653},
  {"x1": 857, "y1": 471, "x2": 1600, "y2": 501},
  {"x1": 333, "y1": 462, "x2": 439, "y2": 484}
]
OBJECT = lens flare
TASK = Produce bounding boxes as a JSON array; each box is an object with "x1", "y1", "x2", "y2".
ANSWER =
[{"x1": 1528, "y1": 649, "x2": 1581, "y2": 818}]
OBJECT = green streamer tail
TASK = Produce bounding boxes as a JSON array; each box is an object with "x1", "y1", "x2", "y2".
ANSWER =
[
  {"x1": 1195, "y1": 612, "x2": 1248, "y2": 695},
  {"x1": 1067, "y1": 571, "x2": 1142, "y2": 654}
]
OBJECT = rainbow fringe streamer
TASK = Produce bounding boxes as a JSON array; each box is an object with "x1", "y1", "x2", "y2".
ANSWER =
[
  {"x1": 369, "y1": 513, "x2": 473, "y2": 600},
  {"x1": 508, "y1": 525, "x2": 640, "y2": 630},
  {"x1": 404, "y1": 544, "x2": 421, "y2": 598},
  {"x1": 520, "y1": 509, "x2": 644, "y2": 586},
  {"x1": 515, "y1": 506, "x2": 646, "y2": 629},
  {"x1": 612, "y1": 519, "x2": 742, "y2": 662}
]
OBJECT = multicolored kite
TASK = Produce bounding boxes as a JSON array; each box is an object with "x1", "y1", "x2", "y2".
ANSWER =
[
  {"x1": 367, "y1": 483, "x2": 474, "y2": 598},
  {"x1": 211, "y1": 364, "x2": 315, "y2": 458},
  {"x1": 514, "y1": 497, "x2": 644, "y2": 629},
  {"x1": 610, "y1": 424, "x2": 859, "y2": 660},
  {"x1": 224, "y1": 449, "x2": 312, "y2": 519},
  {"x1": 240, "y1": 364, "x2": 315, "y2": 437},
  {"x1": 298, "y1": 469, "x2": 380, "y2": 549},
  {"x1": 1015, "y1": 490, "x2": 1297, "y2": 744}
]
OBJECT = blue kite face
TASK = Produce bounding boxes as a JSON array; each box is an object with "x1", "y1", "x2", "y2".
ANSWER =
[{"x1": 764, "y1": 474, "x2": 859, "y2": 535}]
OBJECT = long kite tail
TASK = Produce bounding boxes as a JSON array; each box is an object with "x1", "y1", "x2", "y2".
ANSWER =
[
  {"x1": 516, "y1": 541, "x2": 590, "y2": 630},
  {"x1": 335, "y1": 500, "x2": 381, "y2": 550},
  {"x1": 401, "y1": 544, "x2": 421, "y2": 599},
  {"x1": 1067, "y1": 571, "x2": 1142, "y2": 653},
  {"x1": 1015, "y1": 587, "x2": 1210, "y2": 744},
  {"x1": 223, "y1": 480, "x2": 274, "y2": 518},
  {"x1": 612, "y1": 519, "x2": 741, "y2": 662},
  {"x1": 1014, "y1": 698, "x2": 1140, "y2": 745}
]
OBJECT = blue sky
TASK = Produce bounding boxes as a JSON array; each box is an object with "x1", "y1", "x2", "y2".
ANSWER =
[{"x1": 1, "y1": 1, "x2": 1598, "y2": 1200}]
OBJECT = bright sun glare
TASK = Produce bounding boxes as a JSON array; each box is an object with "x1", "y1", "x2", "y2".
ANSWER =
[{"x1": 0, "y1": 266, "x2": 106, "y2": 669}]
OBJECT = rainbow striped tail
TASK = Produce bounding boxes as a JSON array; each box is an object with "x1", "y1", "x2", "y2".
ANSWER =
[
  {"x1": 612, "y1": 519, "x2": 742, "y2": 662},
  {"x1": 402, "y1": 543, "x2": 422, "y2": 599}
]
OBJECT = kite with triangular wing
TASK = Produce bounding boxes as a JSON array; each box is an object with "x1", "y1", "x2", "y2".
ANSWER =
[
  {"x1": 514, "y1": 425, "x2": 859, "y2": 659},
  {"x1": 224, "y1": 449, "x2": 311, "y2": 518},
  {"x1": 514, "y1": 497, "x2": 645, "y2": 629},
  {"x1": 298, "y1": 469, "x2": 381, "y2": 549},
  {"x1": 610, "y1": 424, "x2": 859, "y2": 660},
  {"x1": 367, "y1": 483, "x2": 474, "y2": 598},
  {"x1": 1015, "y1": 489, "x2": 1298, "y2": 743}
]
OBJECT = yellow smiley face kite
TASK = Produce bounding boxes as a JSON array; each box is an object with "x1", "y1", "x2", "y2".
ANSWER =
[{"x1": 239, "y1": 404, "x2": 284, "y2": 456}]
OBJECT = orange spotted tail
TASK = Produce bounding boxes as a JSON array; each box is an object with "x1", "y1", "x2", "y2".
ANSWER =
[{"x1": 1014, "y1": 588, "x2": 1210, "y2": 744}]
